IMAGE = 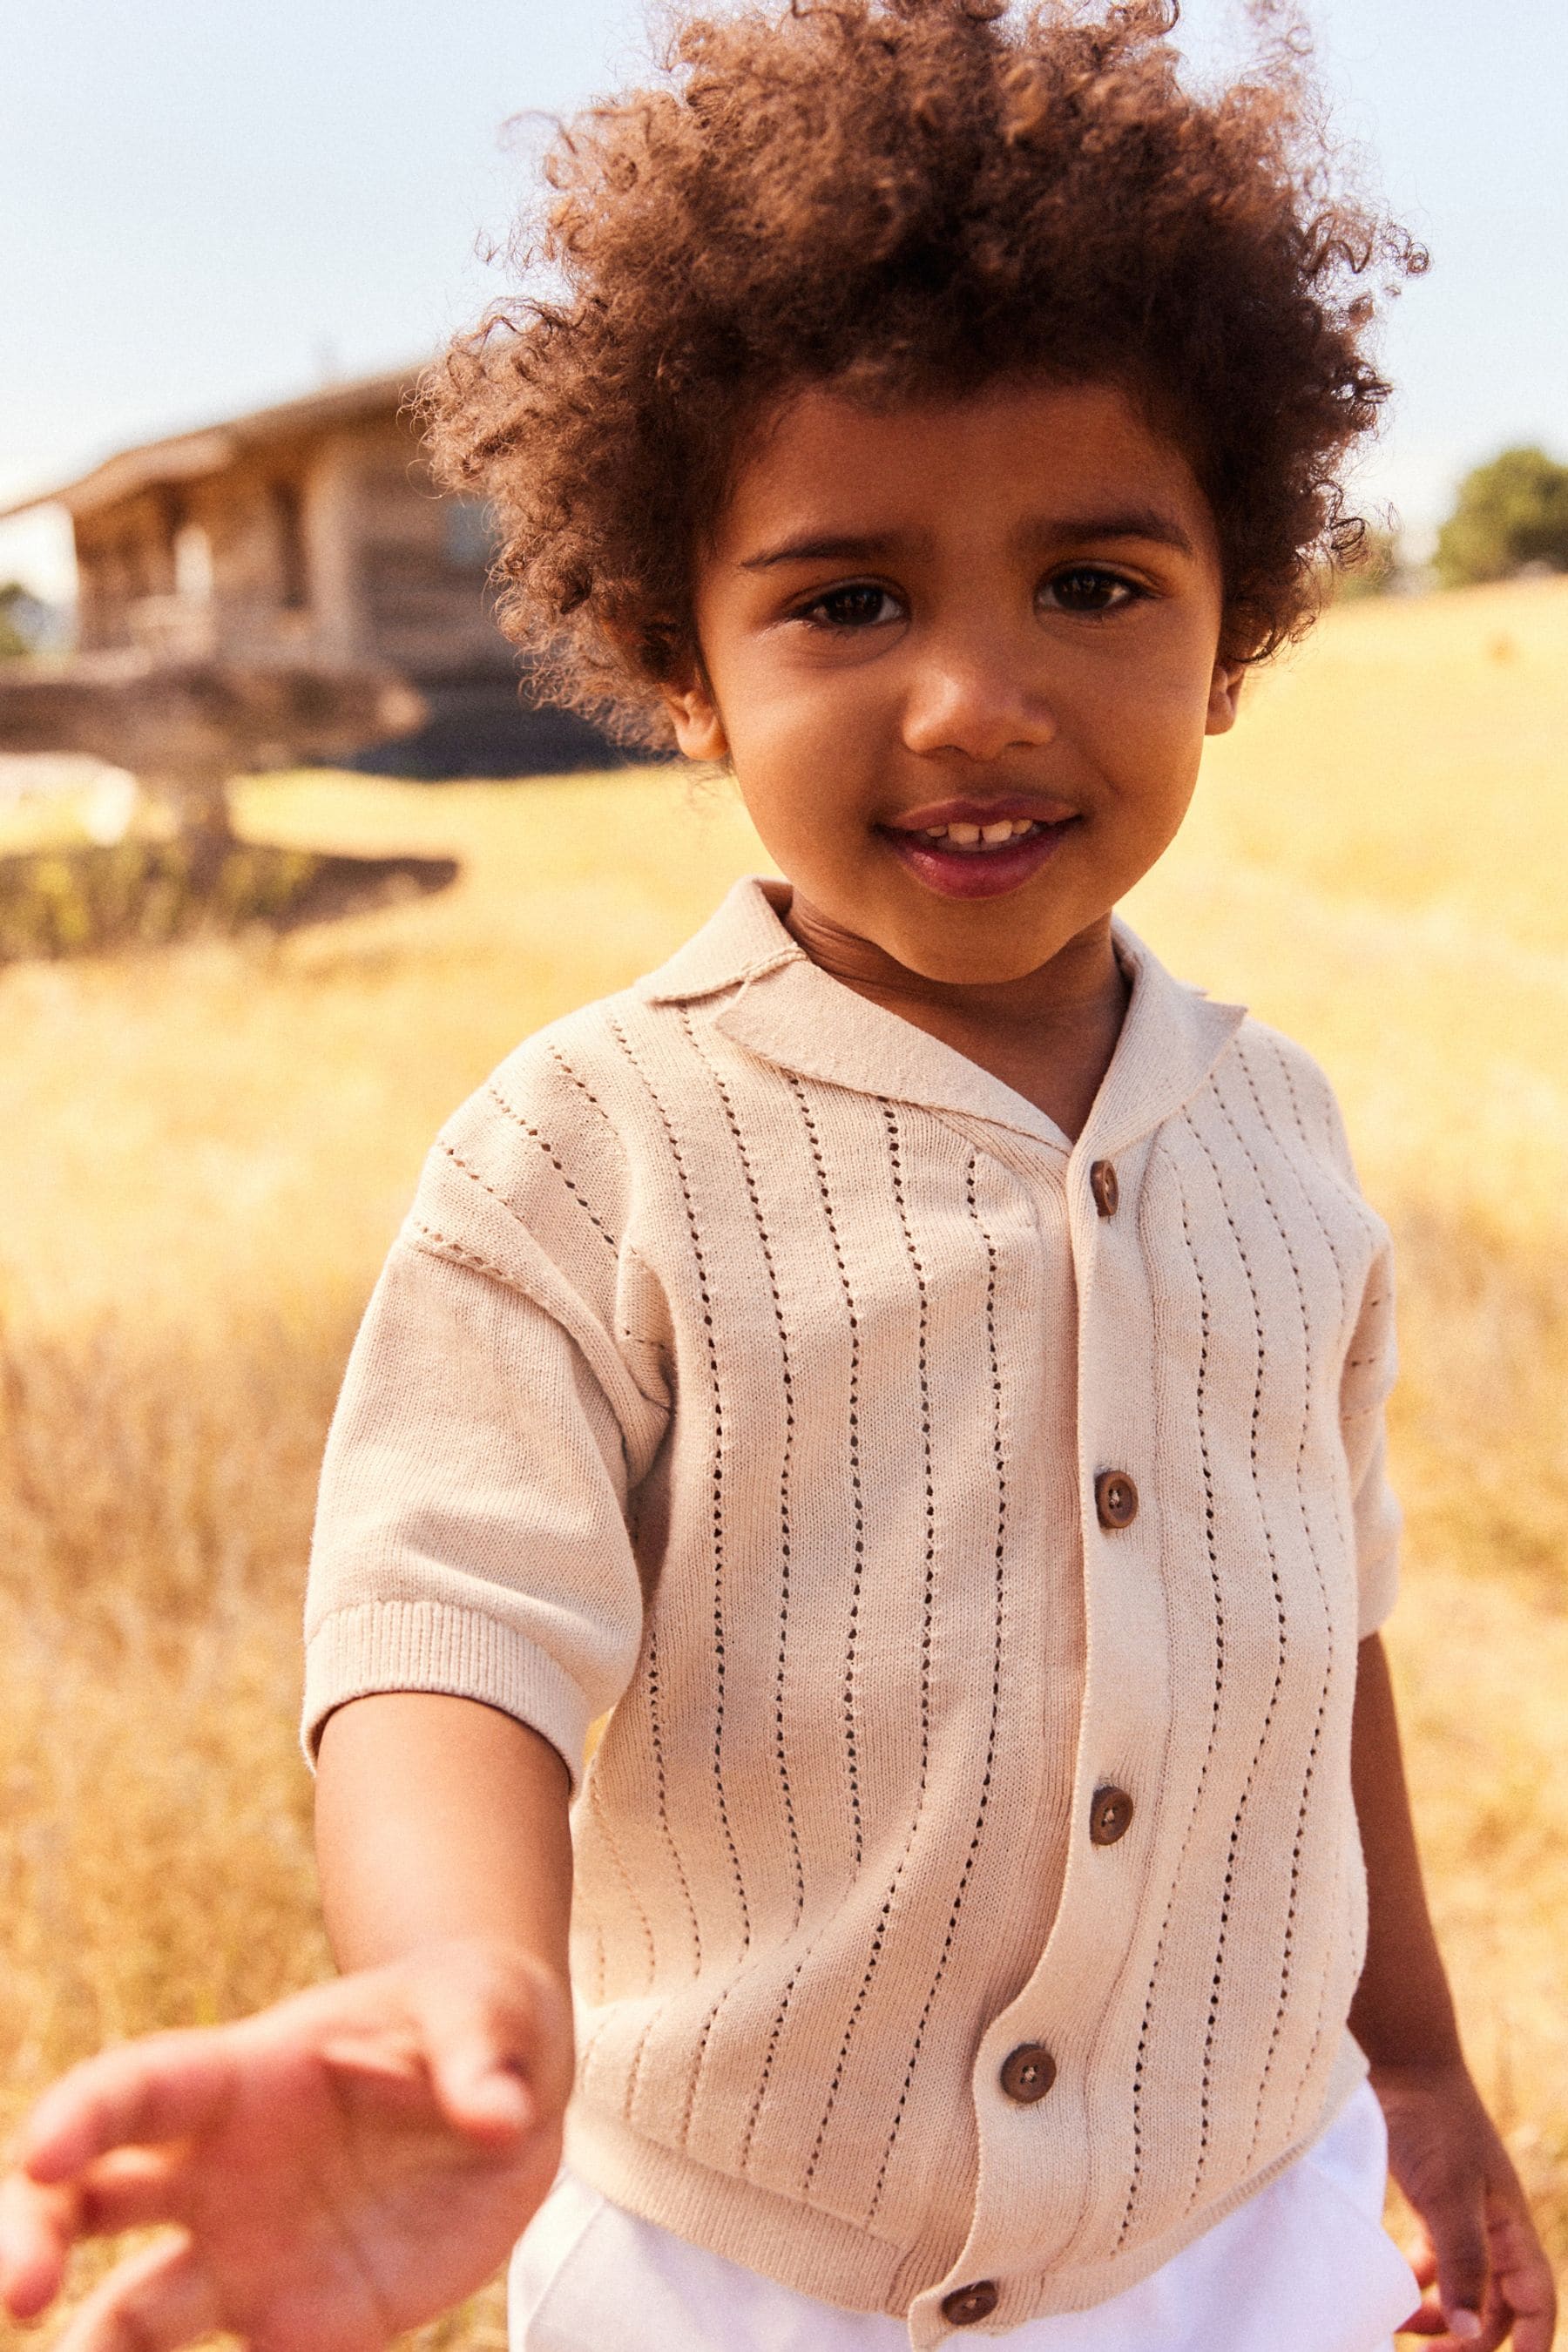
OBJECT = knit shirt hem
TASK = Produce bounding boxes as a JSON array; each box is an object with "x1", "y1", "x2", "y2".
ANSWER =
[{"x1": 563, "y1": 2031, "x2": 1369, "y2": 2339}]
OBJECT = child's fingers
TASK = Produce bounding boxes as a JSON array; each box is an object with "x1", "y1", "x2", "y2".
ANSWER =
[
  {"x1": 1396, "y1": 2295, "x2": 1490, "y2": 2343},
  {"x1": 430, "y1": 2040, "x2": 535, "y2": 2140},
  {"x1": 76, "y1": 2148, "x2": 188, "y2": 2238},
  {"x1": 0, "y1": 2170, "x2": 75, "y2": 2320},
  {"x1": 0, "y1": 2149, "x2": 192, "y2": 2322},
  {"x1": 17, "y1": 2033, "x2": 237, "y2": 2186},
  {"x1": 1396, "y1": 2301, "x2": 1449, "y2": 2338},
  {"x1": 316, "y1": 2027, "x2": 431, "y2": 2094},
  {"x1": 1503, "y1": 2295, "x2": 1558, "y2": 2352},
  {"x1": 317, "y1": 2000, "x2": 534, "y2": 2143},
  {"x1": 1483, "y1": 2191, "x2": 1558, "y2": 2352},
  {"x1": 1420, "y1": 2182, "x2": 1489, "y2": 2344},
  {"x1": 407, "y1": 1952, "x2": 571, "y2": 2146},
  {"x1": 421, "y1": 1995, "x2": 537, "y2": 2143},
  {"x1": 1396, "y1": 2308, "x2": 1511, "y2": 2352},
  {"x1": 49, "y1": 2231, "x2": 221, "y2": 2352},
  {"x1": 314, "y1": 2012, "x2": 534, "y2": 2140},
  {"x1": 1406, "y1": 2240, "x2": 1439, "y2": 2290}
]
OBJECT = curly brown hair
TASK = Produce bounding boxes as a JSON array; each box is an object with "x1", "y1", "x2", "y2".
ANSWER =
[{"x1": 424, "y1": 0, "x2": 1424, "y2": 747}]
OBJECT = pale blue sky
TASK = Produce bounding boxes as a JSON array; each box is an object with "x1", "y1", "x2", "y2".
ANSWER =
[{"x1": 3, "y1": 0, "x2": 1565, "y2": 598}]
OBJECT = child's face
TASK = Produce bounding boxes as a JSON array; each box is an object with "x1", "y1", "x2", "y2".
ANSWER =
[{"x1": 662, "y1": 375, "x2": 1243, "y2": 987}]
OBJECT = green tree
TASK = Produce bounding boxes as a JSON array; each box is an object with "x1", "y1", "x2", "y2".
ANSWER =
[{"x1": 1435, "y1": 445, "x2": 1568, "y2": 589}]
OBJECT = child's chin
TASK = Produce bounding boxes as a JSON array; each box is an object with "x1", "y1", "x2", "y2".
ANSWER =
[{"x1": 882, "y1": 917, "x2": 1070, "y2": 988}]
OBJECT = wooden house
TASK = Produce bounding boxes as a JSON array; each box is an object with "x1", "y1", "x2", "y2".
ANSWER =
[{"x1": 0, "y1": 368, "x2": 619, "y2": 775}]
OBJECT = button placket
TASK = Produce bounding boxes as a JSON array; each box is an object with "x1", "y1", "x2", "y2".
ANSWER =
[
  {"x1": 1094, "y1": 1470, "x2": 1139, "y2": 1529},
  {"x1": 942, "y1": 2281, "x2": 1000, "y2": 2326},
  {"x1": 1089, "y1": 1785, "x2": 1134, "y2": 1846},
  {"x1": 999, "y1": 2042, "x2": 1057, "y2": 2102}
]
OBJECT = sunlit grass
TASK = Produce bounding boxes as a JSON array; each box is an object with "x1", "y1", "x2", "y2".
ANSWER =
[{"x1": 2, "y1": 576, "x2": 1565, "y2": 2341}]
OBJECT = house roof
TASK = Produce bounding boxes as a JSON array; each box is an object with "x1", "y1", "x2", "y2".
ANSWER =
[{"x1": 0, "y1": 364, "x2": 424, "y2": 524}]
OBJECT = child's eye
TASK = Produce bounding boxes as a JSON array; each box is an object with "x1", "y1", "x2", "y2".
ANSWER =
[
  {"x1": 1039, "y1": 566, "x2": 1143, "y2": 617},
  {"x1": 795, "y1": 583, "x2": 902, "y2": 631}
]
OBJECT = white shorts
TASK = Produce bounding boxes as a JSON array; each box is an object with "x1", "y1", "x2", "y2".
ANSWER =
[{"x1": 510, "y1": 2079, "x2": 1419, "y2": 2350}]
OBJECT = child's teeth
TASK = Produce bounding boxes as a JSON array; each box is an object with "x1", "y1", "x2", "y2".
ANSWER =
[{"x1": 909, "y1": 817, "x2": 1046, "y2": 850}]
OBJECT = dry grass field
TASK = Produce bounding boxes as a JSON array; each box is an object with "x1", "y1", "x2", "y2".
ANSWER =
[{"x1": 1, "y1": 573, "x2": 1565, "y2": 2343}]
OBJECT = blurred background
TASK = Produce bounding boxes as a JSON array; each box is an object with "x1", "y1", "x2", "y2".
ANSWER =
[{"x1": 0, "y1": 2, "x2": 1564, "y2": 2343}]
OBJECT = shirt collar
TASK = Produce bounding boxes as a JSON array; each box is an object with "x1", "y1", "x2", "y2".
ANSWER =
[{"x1": 638, "y1": 875, "x2": 1247, "y2": 1157}]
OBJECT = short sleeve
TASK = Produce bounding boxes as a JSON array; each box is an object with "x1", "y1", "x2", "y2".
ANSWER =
[
  {"x1": 301, "y1": 1125, "x2": 667, "y2": 1789},
  {"x1": 1339, "y1": 1229, "x2": 1402, "y2": 1639}
]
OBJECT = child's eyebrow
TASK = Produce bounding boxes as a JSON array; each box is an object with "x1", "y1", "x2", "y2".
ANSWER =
[
  {"x1": 1039, "y1": 509, "x2": 1200, "y2": 560},
  {"x1": 739, "y1": 532, "x2": 906, "y2": 571},
  {"x1": 737, "y1": 509, "x2": 1198, "y2": 570}
]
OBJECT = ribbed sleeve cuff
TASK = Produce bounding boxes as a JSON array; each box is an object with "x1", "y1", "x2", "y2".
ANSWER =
[{"x1": 301, "y1": 1598, "x2": 591, "y2": 1791}]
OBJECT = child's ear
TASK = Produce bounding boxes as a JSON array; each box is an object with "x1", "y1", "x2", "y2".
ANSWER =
[
  {"x1": 1206, "y1": 657, "x2": 1247, "y2": 737},
  {"x1": 659, "y1": 667, "x2": 731, "y2": 763}
]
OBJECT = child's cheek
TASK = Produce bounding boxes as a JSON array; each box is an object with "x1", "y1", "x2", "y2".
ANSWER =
[{"x1": 725, "y1": 692, "x2": 893, "y2": 856}]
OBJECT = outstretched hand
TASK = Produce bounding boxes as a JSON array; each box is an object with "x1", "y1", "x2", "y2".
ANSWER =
[
  {"x1": 0, "y1": 1938, "x2": 573, "y2": 2352},
  {"x1": 1381, "y1": 2061, "x2": 1558, "y2": 2352}
]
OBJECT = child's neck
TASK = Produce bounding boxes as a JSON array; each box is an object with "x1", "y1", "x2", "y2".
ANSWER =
[{"x1": 782, "y1": 895, "x2": 1130, "y2": 1145}]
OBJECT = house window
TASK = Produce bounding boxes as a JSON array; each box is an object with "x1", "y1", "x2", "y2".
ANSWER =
[
  {"x1": 443, "y1": 496, "x2": 497, "y2": 569},
  {"x1": 272, "y1": 480, "x2": 310, "y2": 610}
]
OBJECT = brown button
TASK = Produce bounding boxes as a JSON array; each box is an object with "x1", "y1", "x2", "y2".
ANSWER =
[
  {"x1": 942, "y1": 2281, "x2": 1000, "y2": 2326},
  {"x1": 999, "y1": 2042, "x2": 1058, "y2": 2103},
  {"x1": 1090, "y1": 1159, "x2": 1119, "y2": 1218},
  {"x1": 1095, "y1": 1470, "x2": 1139, "y2": 1529},
  {"x1": 1090, "y1": 1786, "x2": 1134, "y2": 1846}
]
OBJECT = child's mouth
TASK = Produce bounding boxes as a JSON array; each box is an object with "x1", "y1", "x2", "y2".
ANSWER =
[{"x1": 878, "y1": 812, "x2": 1077, "y2": 900}]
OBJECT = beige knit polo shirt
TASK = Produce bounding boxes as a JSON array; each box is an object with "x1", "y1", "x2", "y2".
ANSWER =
[{"x1": 304, "y1": 876, "x2": 1402, "y2": 2343}]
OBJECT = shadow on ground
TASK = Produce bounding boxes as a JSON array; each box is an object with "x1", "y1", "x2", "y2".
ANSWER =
[{"x1": 0, "y1": 840, "x2": 460, "y2": 961}]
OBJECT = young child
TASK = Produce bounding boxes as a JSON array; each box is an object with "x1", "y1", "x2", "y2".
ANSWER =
[{"x1": 0, "y1": 3, "x2": 1557, "y2": 2349}]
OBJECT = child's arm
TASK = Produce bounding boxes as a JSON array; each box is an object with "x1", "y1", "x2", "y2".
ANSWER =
[
  {"x1": 314, "y1": 1691, "x2": 574, "y2": 1978},
  {"x1": 0, "y1": 1694, "x2": 576, "y2": 2352},
  {"x1": 1349, "y1": 1632, "x2": 1557, "y2": 2352}
]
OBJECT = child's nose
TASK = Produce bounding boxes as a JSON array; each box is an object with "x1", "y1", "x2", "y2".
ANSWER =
[{"x1": 900, "y1": 638, "x2": 1058, "y2": 763}]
